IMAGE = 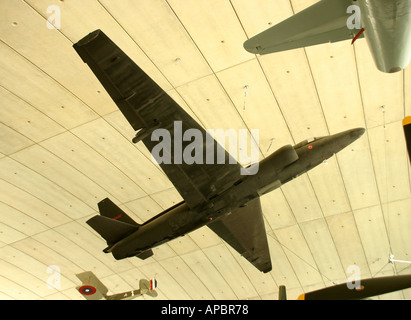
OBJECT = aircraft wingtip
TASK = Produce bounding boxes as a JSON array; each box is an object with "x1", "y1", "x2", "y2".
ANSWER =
[{"x1": 403, "y1": 116, "x2": 411, "y2": 126}]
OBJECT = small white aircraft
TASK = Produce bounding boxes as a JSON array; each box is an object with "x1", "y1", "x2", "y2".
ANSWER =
[{"x1": 76, "y1": 271, "x2": 158, "y2": 300}]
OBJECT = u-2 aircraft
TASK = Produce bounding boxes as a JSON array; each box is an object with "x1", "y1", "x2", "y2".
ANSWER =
[
  {"x1": 74, "y1": 30, "x2": 364, "y2": 273},
  {"x1": 244, "y1": 0, "x2": 411, "y2": 73}
]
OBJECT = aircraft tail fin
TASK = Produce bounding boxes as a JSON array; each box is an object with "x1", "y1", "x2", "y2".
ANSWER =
[
  {"x1": 87, "y1": 198, "x2": 140, "y2": 245},
  {"x1": 98, "y1": 198, "x2": 139, "y2": 226},
  {"x1": 140, "y1": 278, "x2": 158, "y2": 298},
  {"x1": 87, "y1": 215, "x2": 138, "y2": 245}
]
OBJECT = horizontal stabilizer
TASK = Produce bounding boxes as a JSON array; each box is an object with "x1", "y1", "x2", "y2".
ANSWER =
[
  {"x1": 98, "y1": 198, "x2": 139, "y2": 226},
  {"x1": 136, "y1": 249, "x2": 154, "y2": 260},
  {"x1": 87, "y1": 215, "x2": 138, "y2": 244}
]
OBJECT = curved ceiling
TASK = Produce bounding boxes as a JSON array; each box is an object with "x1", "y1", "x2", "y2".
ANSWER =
[{"x1": 0, "y1": 0, "x2": 410, "y2": 300}]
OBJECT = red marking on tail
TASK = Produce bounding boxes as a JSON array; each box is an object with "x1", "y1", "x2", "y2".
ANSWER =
[
  {"x1": 351, "y1": 28, "x2": 364, "y2": 45},
  {"x1": 113, "y1": 214, "x2": 122, "y2": 220}
]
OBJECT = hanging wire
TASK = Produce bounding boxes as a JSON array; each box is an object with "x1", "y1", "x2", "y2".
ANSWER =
[
  {"x1": 243, "y1": 85, "x2": 249, "y2": 111},
  {"x1": 382, "y1": 106, "x2": 390, "y2": 240},
  {"x1": 380, "y1": 105, "x2": 401, "y2": 277},
  {"x1": 266, "y1": 138, "x2": 274, "y2": 154},
  {"x1": 381, "y1": 105, "x2": 395, "y2": 275},
  {"x1": 372, "y1": 261, "x2": 390, "y2": 278},
  {"x1": 267, "y1": 233, "x2": 337, "y2": 285}
]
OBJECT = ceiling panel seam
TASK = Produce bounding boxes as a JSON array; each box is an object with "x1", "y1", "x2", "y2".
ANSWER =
[
  {"x1": 261, "y1": 215, "x2": 287, "y2": 290},
  {"x1": 7, "y1": 155, "x2": 98, "y2": 213},
  {"x1": 22, "y1": 0, "x2": 72, "y2": 43},
  {"x1": 35, "y1": 137, "x2": 126, "y2": 205},
  {"x1": 164, "y1": 0, "x2": 261, "y2": 157},
  {"x1": 0, "y1": 255, "x2": 58, "y2": 298},
  {"x1": 266, "y1": 232, "x2": 303, "y2": 291},
  {"x1": 0, "y1": 84, "x2": 65, "y2": 134},
  {"x1": 0, "y1": 123, "x2": 36, "y2": 154},
  {"x1": 159, "y1": 254, "x2": 216, "y2": 299},
  {"x1": 67, "y1": 129, "x2": 150, "y2": 197},
  {"x1": 0, "y1": 177, "x2": 73, "y2": 226},
  {"x1": 345, "y1": 44, "x2": 382, "y2": 263},
  {"x1": 0, "y1": 40, "x2": 99, "y2": 123},
  {"x1": 295, "y1": 222, "x2": 329, "y2": 288},
  {"x1": 0, "y1": 273, "x2": 40, "y2": 299},
  {"x1": 99, "y1": 116, "x2": 169, "y2": 179}
]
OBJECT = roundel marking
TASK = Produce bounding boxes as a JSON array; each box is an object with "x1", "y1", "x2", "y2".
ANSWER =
[{"x1": 79, "y1": 285, "x2": 97, "y2": 295}]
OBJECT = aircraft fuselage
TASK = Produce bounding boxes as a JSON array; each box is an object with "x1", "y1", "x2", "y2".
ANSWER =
[
  {"x1": 359, "y1": 0, "x2": 411, "y2": 73},
  {"x1": 108, "y1": 128, "x2": 364, "y2": 260}
]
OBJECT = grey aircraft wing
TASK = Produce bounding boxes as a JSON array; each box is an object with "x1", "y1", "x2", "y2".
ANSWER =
[
  {"x1": 244, "y1": 0, "x2": 363, "y2": 55},
  {"x1": 73, "y1": 30, "x2": 243, "y2": 210},
  {"x1": 76, "y1": 271, "x2": 108, "y2": 295},
  {"x1": 76, "y1": 271, "x2": 108, "y2": 300},
  {"x1": 208, "y1": 197, "x2": 272, "y2": 273}
]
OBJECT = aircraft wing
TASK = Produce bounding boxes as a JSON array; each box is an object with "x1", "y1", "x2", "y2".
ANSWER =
[
  {"x1": 76, "y1": 271, "x2": 108, "y2": 300},
  {"x1": 74, "y1": 30, "x2": 243, "y2": 210},
  {"x1": 140, "y1": 279, "x2": 159, "y2": 298},
  {"x1": 208, "y1": 197, "x2": 272, "y2": 273},
  {"x1": 244, "y1": 0, "x2": 363, "y2": 55}
]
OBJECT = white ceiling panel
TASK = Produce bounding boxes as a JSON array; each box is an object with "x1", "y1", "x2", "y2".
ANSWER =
[
  {"x1": 300, "y1": 218, "x2": 346, "y2": 281},
  {"x1": 0, "y1": 123, "x2": 33, "y2": 155},
  {"x1": 274, "y1": 224, "x2": 324, "y2": 288},
  {"x1": 0, "y1": 0, "x2": 409, "y2": 301},
  {"x1": 259, "y1": 50, "x2": 328, "y2": 142},
  {"x1": 326, "y1": 212, "x2": 371, "y2": 275},
  {"x1": 0, "y1": 42, "x2": 98, "y2": 129},
  {"x1": 168, "y1": 0, "x2": 251, "y2": 72},
  {"x1": 100, "y1": 0, "x2": 212, "y2": 87},
  {"x1": 0, "y1": 86, "x2": 65, "y2": 142}
]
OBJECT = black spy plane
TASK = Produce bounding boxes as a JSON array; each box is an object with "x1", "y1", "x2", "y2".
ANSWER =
[{"x1": 74, "y1": 30, "x2": 364, "y2": 273}]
